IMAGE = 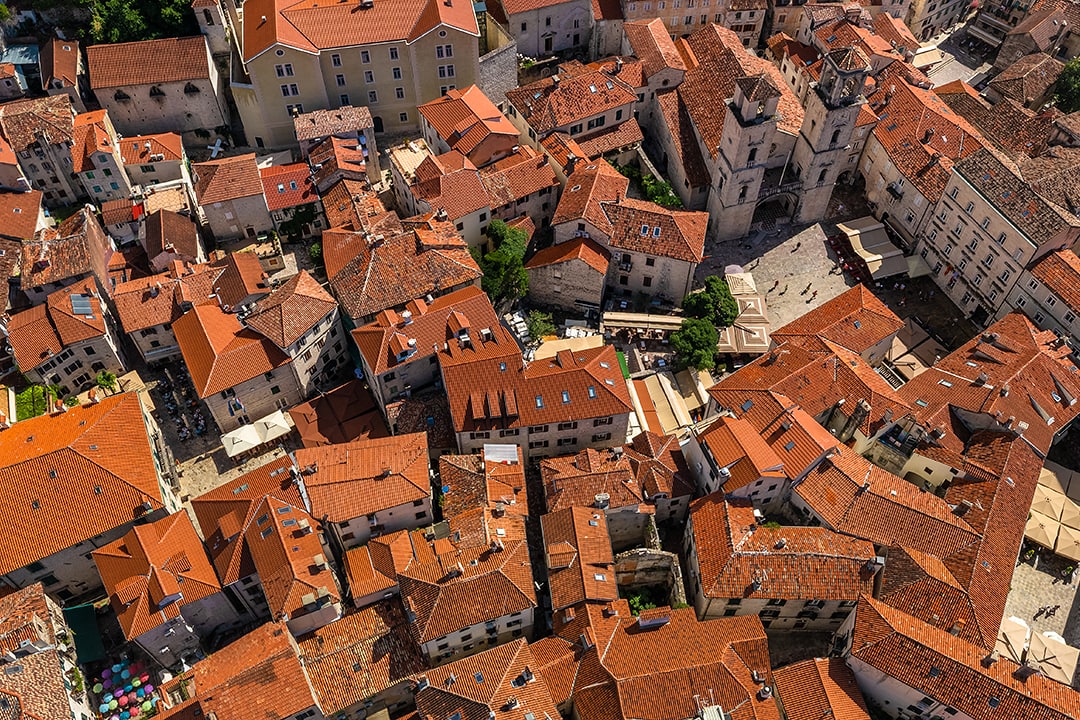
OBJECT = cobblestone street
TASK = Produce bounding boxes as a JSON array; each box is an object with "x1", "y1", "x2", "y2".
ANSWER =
[{"x1": 1003, "y1": 551, "x2": 1080, "y2": 686}]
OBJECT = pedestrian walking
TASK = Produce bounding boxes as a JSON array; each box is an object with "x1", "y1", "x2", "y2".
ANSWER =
[{"x1": 811, "y1": 290, "x2": 818, "y2": 300}]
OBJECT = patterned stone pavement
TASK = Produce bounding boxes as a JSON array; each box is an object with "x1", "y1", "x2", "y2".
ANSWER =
[{"x1": 1002, "y1": 549, "x2": 1080, "y2": 686}]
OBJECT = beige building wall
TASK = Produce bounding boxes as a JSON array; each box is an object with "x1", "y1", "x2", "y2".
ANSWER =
[
  {"x1": 206, "y1": 365, "x2": 303, "y2": 432},
  {"x1": 330, "y1": 497, "x2": 434, "y2": 550},
  {"x1": 129, "y1": 323, "x2": 181, "y2": 366},
  {"x1": 199, "y1": 192, "x2": 274, "y2": 241},
  {"x1": 28, "y1": 332, "x2": 125, "y2": 392},
  {"x1": 422, "y1": 607, "x2": 534, "y2": 664},
  {"x1": 998, "y1": 267, "x2": 1080, "y2": 343},
  {"x1": 18, "y1": 139, "x2": 85, "y2": 206},
  {"x1": 236, "y1": 29, "x2": 482, "y2": 149},
  {"x1": 456, "y1": 409, "x2": 631, "y2": 459},
  {"x1": 286, "y1": 309, "x2": 347, "y2": 395},
  {"x1": 621, "y1": 2, "x2": 764, "y2": 46},
  {"x1": 507, "y1": 0, "x2": 593, "y2": 58},
  {"x1": 859, "y1": 134, "x2": 934, "y2": 248}
]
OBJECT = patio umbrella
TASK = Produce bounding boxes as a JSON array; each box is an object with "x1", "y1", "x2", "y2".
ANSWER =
[
  {"x1": 995, "y1": 616, "x2": 1029, "y2": 663},
  {"x1": 1026, "y1": 511, "x2": 1059, "y2": 548},
  {"x1": 1041, "y1": 466, "x2": 1072, "y2": 495},
  {"x1": 1058, "y1": 524, "x2": 1080, "y2": 562},
  {"x1": 1032, "y1": 484, "x2": 1067, "y2": 521},
  {"x1": 141, "y1": 702, "x2": 152, "y2": 712},
  {"x1": 93, "y1": 683, "x2": 103, "y2": 694},
  {"x1": 1061, "y1": 500, "x2": 1080, "y2": 529},
  {"x1": 1028, "y1": 632, "x2": 1080, "y2": 685}
]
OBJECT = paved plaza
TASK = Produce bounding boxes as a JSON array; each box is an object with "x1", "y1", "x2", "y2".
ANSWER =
[{"x1": 1003, "y1": 551, "x2": 1080, "y2": 686}]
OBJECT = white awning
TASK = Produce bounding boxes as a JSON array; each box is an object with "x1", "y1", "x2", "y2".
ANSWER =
[
  {"x1": 838, "y1": 217, "x2": 908, "y2": 279},
  {"x1": 221, "y1": 410, "x2": 295, "y2": 457}
]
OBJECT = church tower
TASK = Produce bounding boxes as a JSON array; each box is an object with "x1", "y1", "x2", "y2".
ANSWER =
[
  {"x1": 791, "y1": 46, "x2": 871, "y2": 223},
  {"x1": 193, "y1": 0, "x2": 231, "y2": 59},
  {"x1": 708, "y1": 74, "x2": 782, "y2": 241}
]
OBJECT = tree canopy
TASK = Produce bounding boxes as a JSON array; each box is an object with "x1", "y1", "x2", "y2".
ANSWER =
[
  {"x1": 1056, "y1": 58, "x2": 1080, "y2": 113},
  {"x1": 475, "y1": 220, "x2": 529, "y2": 304},
  {"x1": 670, "y1": 317, "x2": 718, "y2": 370},
  {"x1": 682, "y1": 276, "x2": 739, "y2": 328},
  {"x1": 30, "y1": 0, "x2": 199, "y2": 44}
]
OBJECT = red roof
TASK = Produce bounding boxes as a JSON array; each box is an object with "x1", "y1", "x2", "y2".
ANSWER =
[
  {"x1": 119, "y1": 133, "x2": 184, "y2": 165},
  {"x1": 6, "y1": 283, "x2": 107, "y2": 371},
  {"x1": 477, "y1": 145, "x2": 559, "y2": 209},
  {"x1": 172, "y1": 303, "x2": 292, "y2": 398},
  {"x1": 770, "y1": 284, "x2": 904, "y2": 354},
  {"x1": 194, "y1": 153, "x2": 265, "y2": 204},
  {"x1": 506, "y1": 65, "x2": 638, "y2": 134},
  {"x1": 0, "y1": 189, "x2": 42, "y2": 242},
  {"x1": 772, "y1": 658, "x2": 870, "y2": 720},
  {"x1": 0, "y1": 393, "x2": 164, "y2": 576},
  {"x1": 440, "y1": 447, "x2": 529, "y2": 547},
  {"x1": 417, "y1": 84, "x2": 519, "y2": 158},
  {"x1": 625, "y1": 19, "x2": 687, "y2": 78},
  {"x1": 525, "y1": 236, "x2": 610, "y2": 275},
  {"x1": 287, "y1": 379, "x2": 389, "y2": 447},
  {"x1": 601, "y1": 197, "x2": 707, "y2": 263},
  {"x1": 542, "y1": 506, "x2": 617, "y2": 610},
  {"x1": 260, "y1": 163, "x2": 319, "y2": 211},
  {"x1": 1029, "y1": 248, "x2": 1080, "y2": 315},
  {"x1": 551, "y1": 160, "x2": 628, "y2": 235},
  {"x1": 87, "y1": 36, "x2": 211, "y2": 89},
  {"x1": 243, "y1": 270, "x2": 337, "y2": 348},
  {"x1": 93, "y1": 512, "x2": 223, "y2": 640},
  {"x1": 295, "y1": 433, "x2": 430, "y2": 522}
]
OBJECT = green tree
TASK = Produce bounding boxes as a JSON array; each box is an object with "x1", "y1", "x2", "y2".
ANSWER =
[
  {"x1": 526, "y1": 310, "x2": 556, "y2": 339},
  {"x1": 671, "y1": 317, "x2": 719, "y2": 370},
  {"x1": 0, "y1": 5, "x2": 12, "y2": 22},
  {"x1": 476, "y1": 220, "x2": 529, "y2": 304},
  {"x1": 1058, "y1": 58, "x2": 1080, "y2": 113},
  {"x1": 682, "y1": 276, "x2": 739, "y2": 327},
  {"x1": 91, "y1": 0, "x2": 147, "y2": 43},
  {"x1": 95, "y1": 370, "x2": 117, "y2": 392}
]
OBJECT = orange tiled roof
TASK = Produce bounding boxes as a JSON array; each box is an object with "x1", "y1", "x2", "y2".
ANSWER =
[
  {"x1": 1030, "y1": 248, "x2": 1080, "y2": 315},
  {"x1": 70, "y1": 110, "x2": 115, "y2": 173},
  {"x1": 295, "y1": 433, "x2": 430, "y2": 522},
  {"x1": 0, "y1": 94, "x2": 75, "y2": 153},
  {"x1": 0, "y1": 645, "x2": 76, "y2": 720},
  {"x1": 119, "y1": 132, "x2": 184, "y2": 165},
  {"x1": 991, "y1": 51, "x2": 1063, "y2": 105},
  {"x1": 601, "y1": 197, "x2": 706, "y2": 263},
  {"x1": 211, "y1": 251, "x2": 270, "y2": 309},
  {"x1": 0, "y1": 583, "x2": 59, "y2": 655},
  {"x1": 296, "y1": 599, "x2": 427, "y2": 714},
  {"x1": 19, "y1": 208, "x2": 110, "y2": 292},
  {"x1": 418, "y1": 85, "x2": 518, "y2": 158},
  {"x1": 259, "y1": 162, "x2": 319, "y2": 212},
  {"x1": 525, "y1": 237, "x2": 610, "y2": 275},
  {"x1": 86, "y1": 36, "x2": 211, "y2": 89},
  {"x1": 112, "y1": 261, "x2": 220, "y2": 334},
  {"x1": 540, "y1": 132, "x2": 590, "y2": 172},
  {"x1": 328, "y1": 221, "x2": 481, "y2": 321},
  {"x1": 655, "y1": 89, "x2": 711, "y2": 188},
  {"x1": 0, "y1": 393, "x2": 164, "y2": 576},
  {"x1": 770, "y1": 284, "x2": 903, "y2": 354},
  {"x1": 850, "y1": 596, "x2": 1080, "y2": 720},
  {"x1": 311, "y1": 139, "x2": 372, "y2": 190},
  {"x1": 478, "y1": 145, "x2": 559, "y2": 209},
  {"x1": 409, "y1": 150, "x2": 490, "y2": 221},
  {"x1": 93, "y1": 512, "x2": 223, "y2": 640},
  {"x1": 172, "y1": 302, "x2": 292, "y2": 398},
  {"x1": 551, "y1": 160, "x2": 628, "y2": 235},
  {"x1": 697, "y1": 415, "x2": 785, "y2": 492},
  {"x1": 689, "y1": 495, "x2": 876, "y2": 600},
  {"x1": 542, "y1": 506, "x2": 617, "y2": 611},
  {"x1": 439, "y1": 447, "x2": 529, "y2": 548},
  {"x1": 288, "y1": 378, "x2": 389, "y2": 447},
  {"x1": 624, "y1": 19, "x2": 687, "y2": 78},
  {"x1": 415, "y1": 639, "x2": 560, "y2": 720},
  {"x1": 243, "y1": 270, "x2": 336, "y2": 349},
  {"x1": 40, "y1": 37, "x2": 79, "y2": 89},
  {"x1": 6, "y1": 283, "x2": 106, "y2": 371},
  {"x1": 342, "y1": 543, "x2": 397, "y2": 600},
  {"x1": 144, "y1": 209, "x2": 201, "y2": 262},
  {"x1": 193, "y1": 153, "x2": 265, "y2": 204},
  {"x1": 240, "y1": 0, "x2": 478, "y2": 63},
  {"x1": 542, "y1": 448, "x2": 645, "y2": 514},
  {"x1": 399, "y1": 538, "x2": 536, "y2": 643},
  {"x1": 0, "y1": 189, "x2": 42, "y2": 242},
  {"x1": 935, "y1": 80, "x2": 1054, "y2": 160},
  {"x1": 320, "y1": 178, "x2": 392, "y2": 235},
  {"x1": 443, "y1": 344, "x2": 633, "y2": 432},
  {"x1": 190, "y1": 456, "x2": 306, "y2": 586},
  {"x1": 506, "y1": 67, "x2": 637, "y2": 134},
  {"x1": 576, "y1": 119, "x2": 644, "y2": 158},
  {"x1": 772, "y1": 658, "x2": 870, "y2": 720},
  {"x1": 352, "y1": 285, "x2": 503, "y2": 375}
]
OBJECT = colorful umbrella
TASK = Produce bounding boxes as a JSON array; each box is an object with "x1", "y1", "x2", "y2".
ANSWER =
[
  {"x1": 136, "y1": 689, "x2": 145, "y2": 699},
  {"x1": 109, "y1": 700, "x2": 118, "y2": 710},
  {"x1": 114, "y1": 689, "x2": 125, "y2": 699},
  {"x1": 112, "y1": 664, "x2": 123, "y2": 674},
  {"x1": 121, "y1": 713, "x2": 130, "y2": 720},
  {"x1": 139, "y1": 674, "x2": 149, "y2": 684},
  {"x1": 130, "y1": 709, "x2": 140, "y2": 718},
  {"x1": 93, "y1": 683, "x2": 104, "y2": 694},
  {"x1": 102, "y1": 668, "x2": 113, "y2": 679},
  {"x1": 132, "y1": 679, "x2": 141, "y2": 688},
  {"x1": 141, "y1": 702, "x2": 152, "y2": 712},
  {"x1": 99, "y1": 703, "x2": 110, "y2": 713},
  {"x1": 144, "y1": 685, "x2": 154, "y2": 694},
  {"x1": 121, "y1": 669, "x2": 131, "y2": 680}
]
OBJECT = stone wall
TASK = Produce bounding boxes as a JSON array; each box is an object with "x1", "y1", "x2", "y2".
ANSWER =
[
  {"x1": 614, "y1": 546, "x2": 686, "y2": 608},
  {"x1": 478, "y1": 30, "x2": 519, "y2": 109}
]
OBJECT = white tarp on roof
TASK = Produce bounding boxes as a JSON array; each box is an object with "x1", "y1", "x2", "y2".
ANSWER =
[{"x1": 839, "y1": 217, "x2": 908, "y2": 279}]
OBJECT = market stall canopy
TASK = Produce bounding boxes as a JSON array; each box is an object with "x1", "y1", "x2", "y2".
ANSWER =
[
  {"x1": 1026, "y1": 511, "x2": 1059, "y2": 548},
  {"x1": 221, "y1": 410, "x2": 295, "y2": 457},
  {"x1": 995, "y1": 615, "x2": 1030, "y2": 664},
  {"x1": 837, "y1": 217, "x2": 908, "y2": 279},
  {"x1": 1032, "y1": 483, "x2": 1068, "y2": 520},
  {"x1": 1028, "y1": 632, "x2": 1080, "y2": 685},
  {"x1": 1056, "y1": 524, "x2": 1080, "y2": 562}
]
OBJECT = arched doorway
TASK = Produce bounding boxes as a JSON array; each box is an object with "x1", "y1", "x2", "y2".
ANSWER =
[
  {"x1": 752, "y1": 192, "x2": 798, "y2": 231},
  {"x1": 373, "y1": 116, "x2": 384, "y2": 133}
]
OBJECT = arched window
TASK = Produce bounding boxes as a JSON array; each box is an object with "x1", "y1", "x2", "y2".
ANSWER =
[
  {"x1": 203, "y1": 8, "x2": 214, "y2": 25},
  {"x1": 830, "y1": 129, "x2": 841, "y2": 145}
]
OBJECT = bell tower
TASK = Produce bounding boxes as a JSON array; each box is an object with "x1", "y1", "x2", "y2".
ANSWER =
[{"x1": 791, "y1": 46, "x2": 871, "y2": 223}]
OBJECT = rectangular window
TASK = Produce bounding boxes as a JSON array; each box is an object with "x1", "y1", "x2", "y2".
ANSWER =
[
  {"x1": 275, "y1": 63, "x2": 294, "y2": 77},
  {"x1": 361, "y1": 50, "x2": 370, "y2": 63},
  {"x1": 396, "y1": 87, "x2": 405, "y2": 99},
  {"x1": 393, "y1": 67, "x2": 402, "y2": 80},
  {"x1": 336, "y1": 74, "x2": 346, "y2": 86},
  {"x1": 399, "y1": 112, "x2": 409, "y2": 122},
  {"x1": 368, "y1": 90, "x2": 378, "y2": 103},
  {"x1": 364, "y1": 70, "x2": 374, "y2": 83},
  {"x1": 331, "y1": 54, "x2": 342, "y2": 67},
  {"x1": 340, "y1": 94, "x2": 350, "y2": 105}
]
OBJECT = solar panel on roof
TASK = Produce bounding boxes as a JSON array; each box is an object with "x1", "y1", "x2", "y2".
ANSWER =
[{"x1": 70, "y1": 294, "x2": 94, "y2": 317}]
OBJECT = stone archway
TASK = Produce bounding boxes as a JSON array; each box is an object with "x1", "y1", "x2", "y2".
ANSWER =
[{"x1": 752, "y1": 191, "x2": 798, "y2": 231}]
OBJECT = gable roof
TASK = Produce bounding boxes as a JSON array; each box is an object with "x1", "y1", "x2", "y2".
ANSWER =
[
  {"x1": 144, "y1": 209, "x2": 201, "y2": 262},
  {"x1": 19, "y1": 207, "x2": 109, "y2": 292},
  {"x1": 506, "y1": 66, "x2": 637, "y2": 134},
  {"x1": 417, "y1": 84, "x2": 519, "y2": 158},
  {"x1": 259, "y1": 162, "x2": 319, "y2": 211},
  {"x1": 850, "y1": 597, "x2": 1080, "y2": 720},
  {"x1": 772, "y1": 658, "x2": 870, "y2": 720},
  {"x1": 119, "y1": 132, "x2": 184, "y2": 165},
  {"x1": 193, "y1": 153, "x2": 265, "y2": 204},
  {"x1": 542, "y1": 506, "x2": 617, "y2": 611},
  {"x1": 0, "y1": 393, "x2": 163, "y2": 576},
  {"x1": 112, "y1": 261, "x2": 220, "y2": 334},
  {"x1": 295, "y1": 600, "x2": 427, "y2": 715},
  {"x1": 399, "y1": 538, "x2": 536, "y2": 643},
  {"x1": 93, "y1": 512, "x2": 222, "y2": 640},
  {"x1": 551, "y1": 160, "x2": 628, "y2": 236},
  {"x1": 327, "y1": 220, "x2": 482, "y2": 320},
  {"x1": 40, "y1": 37, "x2": 79, "y2": 89},
  {"x1": 601, "y1": 198, "x2": 707, "y2": 263},
  {"x1": 293, "y1": 105, "x2": 374, "y2": 143},
  {"x1": 525, "y1": 236, "x2": 610, "y2": 275},
  {"x1": 1029, "y1": 248, "x2": 1080, "y2": 315},
  {"x1": 86, "y1": 36, "x2": 211, "y2": 89},
  {"x1": 689, "y1": 495, "x2": 876, "y2": 601},
  {"x1": 477, "y1": 145, "x2": 559, "y2": 208},
  {"x1": 243, "y1": 270, "x2": 336, "y2": 349},
  {"x1": 770, "y1": 284, "x2": 903, "y2": 354},
  {"x1": 172, "y1": 303, "x2": 292, "y2": 398},
  {"x1": 211, "y1": 251, "x2": 270, "y2": 309},
  {"x1": 625, "y1": 18, "x2": 687, "y2": 78},
  {"x1": 0, "y1": 190, "x2": 42, "y2": 243},
  {"x1": 70, "y1": 109, "x2": 115, "y2": 173},
  {"x1": 295, "y1": 433, "x2": 430, "y2": 522},
  {"x1": 5, "y1": 283, "x2": 106, "y2": 371},
  {"x1": 288, "y1": 378, "x2": 389, "y2": 447},
  {"x1": 440, "y1": 447, "x2": 529, "y2": 548},
  {"x1": 935, "y1": 80, "x2": 1054, "y2": 160},
  {"x1": 990, "y1": 52, "x2": 1063, "y2": 105},
  {"x1": 0, "y1": 94, "x2": 75, "y2": 153}
]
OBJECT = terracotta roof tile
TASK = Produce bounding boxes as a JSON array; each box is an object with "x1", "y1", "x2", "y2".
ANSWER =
[
  {"x1": 443, "y1": 344, "x2": 633, "y2": 432},
  {"x1": 772, "y1": 658, "x2": 870, "y2": 720},
  {"x1": 399, "y1": 538, "x2": 536, "y2": 643},
  {"x1": 439, "y1": 447, "x2": 529, "y2": 548},
  {"x1": 117, "y1": 133, "x2": 183, "y2": 166},
  {"x1": 19, "y1": 207, "x2": 110, "y2": 292},
  {"x1": 293, "y1": 105, "x2": 373, "y2": 143},
  {"x1": 1030, "y1": 248, "x2": 1080, "y2": 314},
  {"x1": 506, "y1": 67, "x2": 637, "y2": 134},
  {"x1": 542, "y1": 448, "x2": 645, "y2": 514},
  {"x1": 690, "y1": 495, "x2": 876, "y2": 600},
  {"x1": 576, "y1": 119, "x2": 644, "y2": 158},
  {"x1": 601, "y1": 197, "x2": 706, "y2": 263},
  {"x1": 655, "y1": 89, "x2": 711, "y2": 188},
  {"x1": 144, "y1": 209, "x2": 201, "y2": 262},
  {"x1": 112, "y1": 262, "x2": 219, "y2": 333},
  {"x1": 540, "y1": 132, "x2": 590, "y2": 172},
  {"x1": 259, "y1": 162, "x2": 319, "y2": 211},
  {"x1": 0, "y1": 190, "x2": 42, "y2": 242},
  {"x1": 288, "y1": 379, "x2": 389, "y2": 447},
  {"x1": 770, "y1": 284, "x2": 902, "y2": 354},
  {"x1": 0, "y1": 393, "x2": 164, "y2": 576},
  {"x1": 295, "y1": 600, "x2": 427, "y2": 715},
  {"x1": 935, "y1": 81, "x2": 1053, "y2": 160},
  {"x1": 6, "y1": 283, "x2": 106, "y2": 371},
  {"x1": 625, "y1": 19, "x2": 687, "y2": 78},
  {"x1": 86, "y1": 36, "x2": 211, "y2": 89},
  {"x1": 415, "y1": 639, "x2": 559, "y2": 720},
  {"x1": 211, "y1": 251, "x2": 270, "y2": 308},
  {"x1": 0, "y1": 646, "x2": 75, "y2": 720},
  {"x1": 40, "y1": 37, "x2": 79, "y2": 89},
  {"x1": 70, "y1": 109, "x2": 115, "y2": 173},
  {"x1": 1016, "y1": 144, "x2": 1080, "y2": 209},
  {"x1": 478, "y1": 145, "x2": 559, "y2": 208},
  {"x1": 408, "y1": 150, "x2": 490, "y2": 221},
  {"x1": 352, "y1": 285, "x2": 500, "y2": 374},
  {"x1": 850, "y1": 596, "x2": 1080, "y2": 720},
  {"x1": 295, "y1": 433, "x2": 430, "y2": 522},
  {"x1": 93, "y1": 512, "x2": 222, "y2": 640},
  {"x1": 342, "y1": 544, "x2": 398, "y2": 600},
  {"x1": 697, "y1": 415, "x2": 785, "y2": 492},
  {"x1": 526, "y1": 236, "x2": 610, "y2": 275},
  {"x1": 0, "y1": 94, "x2": 75, "y2": 153},
  {"x1": 417, "y1": 85, "x2": 518, "y2": 159},
  {"x1": 990, "y1": 52, "x2": 1063, "y2": 105},
  {"x1": 311, "y1": 138, "x2": 372, "y2": 190},
  {"x1": 553, "y1": 161, "x2": 629, "y2": 235},
  {"x1": 193, "y1": 153, "x2": 266, "y2": 204},
  {"x1": 542, "y1": 506, "x2": 617, "y2": 610},
  {"x1": 243, "y1": 270, "x2": 336, "y2": 348},
  {"x1": 172, "y1": 303, "x2": 292, "y2": 398},
  {"x1": 320, "y1": 178, "x2": 393, "y2": 234}
]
